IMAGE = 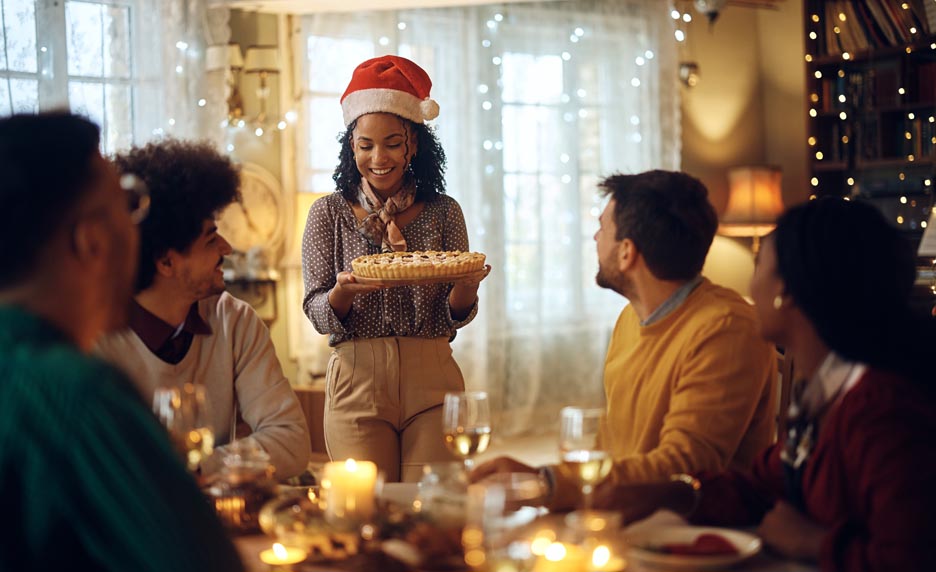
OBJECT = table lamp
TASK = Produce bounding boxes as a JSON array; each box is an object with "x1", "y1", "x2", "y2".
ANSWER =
[{"x1": 718, "y1": 166, "x2": 784, "y2": 255}]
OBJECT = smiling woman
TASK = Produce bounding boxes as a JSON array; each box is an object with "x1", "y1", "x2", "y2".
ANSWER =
[{"x1": 301, "y1": 55, "x2": 490, "y2": 483}]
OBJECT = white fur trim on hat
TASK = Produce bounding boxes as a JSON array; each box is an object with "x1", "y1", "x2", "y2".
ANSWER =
[{"x1": 342, "y1": 88, "x2": 439, "y2": 126}]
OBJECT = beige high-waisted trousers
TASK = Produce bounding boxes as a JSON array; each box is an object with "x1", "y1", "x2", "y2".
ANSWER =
[{"x1": 323, "y1": 336, "x2": 464, "y2": 483}]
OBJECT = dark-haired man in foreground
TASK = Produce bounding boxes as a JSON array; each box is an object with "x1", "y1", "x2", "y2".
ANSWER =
[
  {"x1": 96, "y1": 139, "x2": 310, "y2": 479},
  {"x1": 474, "y1": 170, "x2": 776, "y2": 508},
  {"x1": 0, "y1": 113, "x2": 243, "y2": 570}
]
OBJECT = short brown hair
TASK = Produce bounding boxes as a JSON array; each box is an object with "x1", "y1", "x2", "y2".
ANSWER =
[{"x1": 598, "y1": 170, "x2": 717, "y2": 281}]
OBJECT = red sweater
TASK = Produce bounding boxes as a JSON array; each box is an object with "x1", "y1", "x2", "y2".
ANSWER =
[{"x1": 692, "y1": 368, "x2": 936, "y2": 572}]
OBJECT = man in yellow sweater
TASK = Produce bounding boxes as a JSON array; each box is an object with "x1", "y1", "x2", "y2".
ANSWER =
[{"x1": 473, "y1": 170, "x2": 776, "y2": 507}]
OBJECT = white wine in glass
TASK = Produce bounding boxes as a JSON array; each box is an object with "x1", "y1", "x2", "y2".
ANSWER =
[
  {"x1": 153, "y1": 383, "x2": 215, "y2": 472},
  {"x1": 443, "y1": 391, "x2": 492, "y2": 471},
  {"x1": 559, "y1": 406, "x2": 610, "y2": 510}
]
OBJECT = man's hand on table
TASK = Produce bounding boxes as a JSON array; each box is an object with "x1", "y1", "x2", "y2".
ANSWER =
[
  {"x1": 757, "y1": 501, "x2": 824, "y2": 562},
  {"x1": 469, "y1": 456, "x2": 537, "y2": 482}
]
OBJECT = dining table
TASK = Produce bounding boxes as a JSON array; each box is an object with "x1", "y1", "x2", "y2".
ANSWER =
[{"x1": 234, "y1": 483, "x2": 820, "y2": 572}]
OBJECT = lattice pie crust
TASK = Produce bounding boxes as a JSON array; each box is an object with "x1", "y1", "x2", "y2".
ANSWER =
[{"x1": 351, "y1": 250, "x2": 486, "y2": 280}]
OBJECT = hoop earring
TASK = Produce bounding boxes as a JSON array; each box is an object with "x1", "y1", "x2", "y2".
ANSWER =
[{"x1": 773, "y1": 295, "x2": 784, "y2": 310}]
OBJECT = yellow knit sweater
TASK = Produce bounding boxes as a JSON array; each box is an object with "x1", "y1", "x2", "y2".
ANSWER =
[{"x1": 553, "y1": 279, "x2": 776, "y2": 506}]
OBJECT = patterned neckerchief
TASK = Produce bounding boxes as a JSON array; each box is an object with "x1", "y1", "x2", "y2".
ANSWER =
[{"x1": 355, "y1": 177, "x2": 416, "y2": 252}]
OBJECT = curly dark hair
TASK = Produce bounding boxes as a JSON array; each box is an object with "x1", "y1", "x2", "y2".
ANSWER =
[
  {"x1": 112, "y1": 139, "x2": 240, "y2": 292},
  {"x1": 332, "y1": 115, "x2": 446, "y2": 202},
  {"x1": 598, "y1": 170, "x2": 718, "y2": 281}
]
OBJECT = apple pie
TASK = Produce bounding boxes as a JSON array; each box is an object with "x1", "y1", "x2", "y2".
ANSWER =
[{"x1": 351, "y1": 250, "x2": 486, "y2": 280}]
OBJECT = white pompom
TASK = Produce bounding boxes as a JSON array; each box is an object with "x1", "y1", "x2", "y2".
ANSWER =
[{"x1": 420, "y1": 98, "x2": 440, "y2": 121}]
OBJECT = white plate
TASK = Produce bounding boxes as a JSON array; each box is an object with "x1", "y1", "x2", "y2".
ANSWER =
[{"x1": 626, "y1": 525, "x2": 762, "y2": 570}]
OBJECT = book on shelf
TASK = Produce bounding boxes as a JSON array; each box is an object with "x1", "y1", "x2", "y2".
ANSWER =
[{"x1": 817, "y1": 0, "x2": 932, "y2": 56}]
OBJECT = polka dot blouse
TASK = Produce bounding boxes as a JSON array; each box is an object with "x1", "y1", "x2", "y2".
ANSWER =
[{"x1": 301, "y1": 191, "x2": 479, "y2": 346}]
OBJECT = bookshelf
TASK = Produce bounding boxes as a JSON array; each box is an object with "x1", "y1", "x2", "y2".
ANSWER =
[{"x1": 804, "y1": 0, "x2": 936, "y2": 315}]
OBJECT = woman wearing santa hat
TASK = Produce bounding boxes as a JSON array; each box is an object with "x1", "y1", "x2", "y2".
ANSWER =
[{"x1": 301, "y1": 55, "x2": 489, "y2": 482}]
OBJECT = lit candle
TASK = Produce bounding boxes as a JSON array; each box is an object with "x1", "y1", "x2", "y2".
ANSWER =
[
  {"x1": 533, "y1": 542, "x2": 587, "y2": 572},
  {"x1": 258, "y1": 543, "x2": 307, "y2": 567},
  {"x1": 588, "y1": 544, "x2": 626, "y2": 572},
  {"x1": 321, "y1": 458, "x2": 378, "y2": 522}
]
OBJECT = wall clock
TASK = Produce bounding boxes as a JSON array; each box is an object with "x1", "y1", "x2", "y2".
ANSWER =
[{"x1": 218, "y1": 162, "x2": 285, "y2": 266}]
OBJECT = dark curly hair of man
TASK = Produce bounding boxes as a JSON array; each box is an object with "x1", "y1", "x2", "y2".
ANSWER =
[
  {"x1": 112, "y1": 139, "x2": 241, "y2": 292},
  {"x1": 332, "y1": 116, "x2": 447, "y2": 203}
]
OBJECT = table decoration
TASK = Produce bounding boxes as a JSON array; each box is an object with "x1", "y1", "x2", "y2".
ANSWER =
[
  {"x1": 258, "y1": 542, "x2": 307, "y2": 570},
  {"x1": 321, "y1": 458, "x2": 378, "y2": 523},
  {"x1": 204, "y1": 440, "x2": 277, "y2": 534}
]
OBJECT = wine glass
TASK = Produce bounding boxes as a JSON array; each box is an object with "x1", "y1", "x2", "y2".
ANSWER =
[
  {"x1": 463, "y1": 474, "x2": 544, "y2": 572},
  {"x1": 442, "y1": 391, "x2": 492, "y2": 472},
  {"x1": 152, "y1": 382, "x2": 215, "y2": 472},
  {"x1": 559, "y1": 407, "x2": 611, "y2": 511}
]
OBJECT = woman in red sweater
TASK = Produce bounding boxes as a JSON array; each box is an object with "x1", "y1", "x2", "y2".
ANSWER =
[{"x1": 596, "y1": 198, "x2": 936, "y2": 571}]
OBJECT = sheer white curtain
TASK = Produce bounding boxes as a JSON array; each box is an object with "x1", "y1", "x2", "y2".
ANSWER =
[
  {"x1": 0, "y1": 0, "x2": 227, "y2": 149},
  {"x1": 296, "y1": 0, "x2": 680, "y2": 435}
]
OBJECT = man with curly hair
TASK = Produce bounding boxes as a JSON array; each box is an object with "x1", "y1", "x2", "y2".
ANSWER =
[
  {"x1": 0, "y1": 113, "x2": 243, "y2": 570},
  {"x1": 96, "y1": 139, "x2": 311, "y2": 479}
]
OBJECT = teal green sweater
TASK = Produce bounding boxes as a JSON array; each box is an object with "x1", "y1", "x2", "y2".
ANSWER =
[{"x1": 0, "y1": 306, "x2": 243, "y2": 571}]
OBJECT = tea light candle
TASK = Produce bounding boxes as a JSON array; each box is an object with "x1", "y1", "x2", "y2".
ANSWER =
[
  {"x1": 321, "y1": 458, "x2": 378, "y2": 522},
  {"x1": 259, "y1": 542, "x2": 307, "y2": 567},
  {"x1": 589, "y1": 544, "x2": 625, "y2": 572},
  {"x1": 534, "y1": 542, "x2": 587, "y2": 572}
]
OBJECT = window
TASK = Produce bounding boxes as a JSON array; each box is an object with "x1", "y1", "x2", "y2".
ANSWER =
[
  {"x1": 0, "y1": 0, "x2": 141, "y2": 152},
  {"x1": 294, "y1": 3, "x2": 679, "y2": 433}
]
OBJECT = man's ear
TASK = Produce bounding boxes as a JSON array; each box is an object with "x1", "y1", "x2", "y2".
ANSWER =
[
  {"x1": 618, "y1": 238, "x2": 638, "y2": 273},
  {"x1": 155, "y1": 251, "x2": 176, "y2": 278},
  {"x1": 71, "y1": 219, "x2": 106, "y2": 264}
]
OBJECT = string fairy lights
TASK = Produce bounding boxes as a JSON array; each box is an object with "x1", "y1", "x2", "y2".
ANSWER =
[{"x1": 804, "y1": 1, "x2": 936, "y2": 309}]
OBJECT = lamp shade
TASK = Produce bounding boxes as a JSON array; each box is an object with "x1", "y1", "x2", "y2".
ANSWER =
[
  {"x1": 205, "y1": 44, "x2": 244, "y2": 71},
  {"x1": 719, "y1": 166, "x2": 784, "y2": 237},
  {"x1": 244, "y1": 46, "x2": 280, "y2": 74}
]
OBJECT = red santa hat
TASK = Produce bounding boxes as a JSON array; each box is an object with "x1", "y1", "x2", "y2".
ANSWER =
[{"x1": 340, "y1": 55, "x2": 440, "y2": 127}]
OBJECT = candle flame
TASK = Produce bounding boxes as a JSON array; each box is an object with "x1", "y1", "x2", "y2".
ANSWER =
[
  {"x1": 273, "y1": 543, "x2": 287, "y2": 559},
  {"x1": 530, "y1": 529, "x2": 557, "y2": 556},
  {"x1": 592, "y1": 545, "x2": 611, "y2": 567},
  {"x1": 345, "y1": 458, "x2": 357, "y2": 471},
  {"x1": 544, "y1": 542, "x2": 567, "y2": 562}
]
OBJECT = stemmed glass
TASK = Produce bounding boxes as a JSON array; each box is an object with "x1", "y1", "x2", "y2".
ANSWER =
[
  {"x1": 442, "y1": 391, "x2": 492, "y2": 473},
  {"x1": 463, "y1": 474, "x2": 544, "y2": 572},
  {"x1": 152, "y1": 382, "x2": 215, "y2": 472},
  {"x1": 559, "y1": 406, "x2": 611, "y2": 511}
]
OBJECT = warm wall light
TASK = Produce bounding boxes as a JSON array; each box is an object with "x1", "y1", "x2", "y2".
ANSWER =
[
  {"x1": 206, "y1": 43, "x2": 245, "y2": 120},
  {"x1": 719, "y1": 166, "x2": 784, "y2": 254},
  {"x1": 679, "y1": 61, "x2": 700, "y2": 87},
  {"x1": 244, "y1": 46, "x2": 280, "y2": 127}
]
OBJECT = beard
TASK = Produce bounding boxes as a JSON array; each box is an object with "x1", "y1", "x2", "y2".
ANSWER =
[
  {"x1": 595, "y1": 265, "x2": 632, "y2": 298},
  {"x1": 184, "y1": 257, "x2": 227, "y2": 300},
  {"x1": 193, "y1": 275, "x2": 227, "y2": 300}
]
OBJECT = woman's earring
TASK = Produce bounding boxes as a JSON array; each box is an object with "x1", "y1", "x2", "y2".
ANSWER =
[{"x1": 773, "y1": 295, "x2": 784, "y2": 310}]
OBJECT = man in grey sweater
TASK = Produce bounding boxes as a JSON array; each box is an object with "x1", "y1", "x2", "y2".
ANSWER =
[{"x1": 96, "y1": 139, "x2": 311, "y2": 479}]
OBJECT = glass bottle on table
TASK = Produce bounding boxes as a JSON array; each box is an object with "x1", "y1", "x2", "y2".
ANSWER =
[
  {"x1": 152, "y1": 382, "x2": 215, "y2": 472},
  {"x1": 559, "y1": 406, "x2": 611, "y2": 511},
  {"x1": 442, "y1": 391, "x2": 492, "y2": 472}
]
